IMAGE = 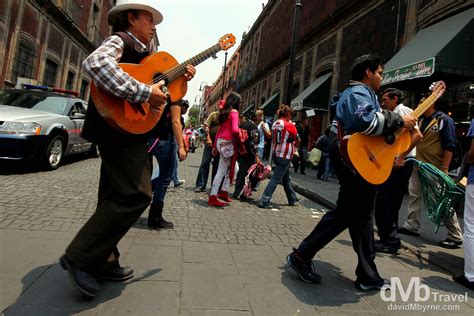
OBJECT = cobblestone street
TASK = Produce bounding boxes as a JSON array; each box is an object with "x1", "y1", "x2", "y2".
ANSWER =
[{"x1": 0, "y1": 149, "x2": 472, "y2": 315}]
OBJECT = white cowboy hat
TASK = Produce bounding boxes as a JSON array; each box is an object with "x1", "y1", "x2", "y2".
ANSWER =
[{"x1": 107, "y1": 0, "x2": 163, "y2": 26}]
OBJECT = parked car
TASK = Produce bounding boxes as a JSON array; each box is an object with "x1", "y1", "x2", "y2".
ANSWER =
[{"x1": 0, "y1": 84, "x2": 98, "y2": 170}]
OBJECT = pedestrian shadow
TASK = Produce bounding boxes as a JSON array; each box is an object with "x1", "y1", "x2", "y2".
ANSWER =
[
  {"x1": 420, "y1": 275, "x2": 473, "y2": 296},
  {"x1": 392, "y1": 246, "x2": 464, "y2": 276},
  {"x1": 4, "y1": 264, "x2": 162, "y2": 315},
  {"x1": 280, "y1": 260, "x2": 365, "y2": 308}
]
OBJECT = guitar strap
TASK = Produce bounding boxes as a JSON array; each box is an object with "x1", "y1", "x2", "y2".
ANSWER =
[{"x1": 420, "y1": 115, "x2": 440, "y2": 135}]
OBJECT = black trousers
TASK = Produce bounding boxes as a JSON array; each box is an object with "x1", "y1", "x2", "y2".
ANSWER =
[
  {"x1": 374, "y1": 160, "x2": 413, "y2": 245},
  {"x1": 233, "y1": 154, "x2": 255, "y2": 198},
  {"x1": 66, "y1": 142, "x2": 152, "y2": 272},
  {"x1": 297, "y1": 162, "x2": 381, "y2": 284}
]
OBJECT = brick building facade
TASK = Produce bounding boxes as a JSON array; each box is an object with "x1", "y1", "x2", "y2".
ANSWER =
[
  {"x1": 213, "y1": 0, "x2": 472, "y2": 145},
  {"x1": 1, "y1": 0, "x2": 159, "y2": 101}
]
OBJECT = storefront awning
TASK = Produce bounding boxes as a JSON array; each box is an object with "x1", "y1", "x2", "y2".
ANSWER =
[
  {"x1": 382, "y1": 8, "x2": 474, "y2": 85},
  {"x1": 291, "y1": 73, "x2": 331, "y2": 111},
  {"x1": 260, "y1": 93, "x2": 280, "y2": 117}
]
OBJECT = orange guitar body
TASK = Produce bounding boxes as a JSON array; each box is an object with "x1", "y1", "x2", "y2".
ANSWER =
[
  {"x1": 90, "y1": 33, "x2": 236, "y2": 134},
  {"x1": 347, "y1": 131, "x2": 411, "y2": 185},
  {"x1": 90, "y1": 52, "x2": 187, "y2": 134}
]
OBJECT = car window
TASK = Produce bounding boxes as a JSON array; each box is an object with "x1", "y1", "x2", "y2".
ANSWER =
[
  {"x1": 0, "y1": 90, "x2": 67, "y2": 115},
  {"x1": 72, "y1": 101, "x2": 87, "y2": 114},
  {"x1": 33, "y1": 97, "x2": 67, "y2": 115}
]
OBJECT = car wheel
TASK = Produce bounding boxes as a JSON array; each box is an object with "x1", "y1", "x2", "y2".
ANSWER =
[
  {"x1": 43, "y1": 135, "x2": 64, "y2": 170},
  {"x1": 89, "y1": 145, "x2": 100, "y2": 158}
]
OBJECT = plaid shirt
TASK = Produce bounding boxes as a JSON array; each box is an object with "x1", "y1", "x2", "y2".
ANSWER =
[{"x1": 82, "y1": 35, "x2": 151, "y2": 104}]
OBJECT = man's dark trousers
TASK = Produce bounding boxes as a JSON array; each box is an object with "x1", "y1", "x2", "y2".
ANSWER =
[
  {"x1": 297, "y1": 163, "x2": 382, "y2": 284},
  {"x1": 298, "y1": 147, "x2": 308, "y2": 173},
  {"x1": 196, "y1": 145, "x2": 220, "y2": 189},
  {"x1": 375, "y1": 159, "x2": 414, "y2": 246},
  {"x1": 65, "y1": 142, "x2": 152, "y2": 272},
  {"x1": 233, "y1": 154, "x2": 255, "y2": 198}
]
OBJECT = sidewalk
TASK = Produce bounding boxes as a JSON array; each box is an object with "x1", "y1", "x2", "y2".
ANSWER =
[
  {"x1": 290, "y1": 166, "x2": 465, "y2": 276},
  {"x1": 1, "y1": 147, "x2": 472, "y2": 315}
]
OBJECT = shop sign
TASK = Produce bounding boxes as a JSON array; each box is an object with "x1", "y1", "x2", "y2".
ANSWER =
[
  {"x1": 292, "y1": 101, "x2": 303, "y2": 111},
  {"x1": 382, "y1": 58, "x2": 435, "y2": 85},
  {"x1": 306, "y1": 109, "x2": 315, "y2": 117}
]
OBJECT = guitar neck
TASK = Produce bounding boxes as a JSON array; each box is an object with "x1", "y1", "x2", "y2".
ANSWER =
[
  {"x1": 393, "y1": 92, "x2": 440, "y2": 138},
  {"x1": 164, "y1": 43, "x2": 223, "y2": 82},
  {"x1": 411, "y1": 93, "x2": 439, "y2": 119}
]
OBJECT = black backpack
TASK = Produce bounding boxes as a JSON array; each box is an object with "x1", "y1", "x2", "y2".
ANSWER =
[{"x1": 249, "y1": 128, "x2": 260, "y2": 155}]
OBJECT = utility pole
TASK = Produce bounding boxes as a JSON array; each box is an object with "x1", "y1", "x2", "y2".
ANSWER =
[
  {"x1": 221, "y1": 51, "x2": 228, "y2": 100},
  {"x1": 285, "y1": 0, "x2": 302, "y2": 105}
]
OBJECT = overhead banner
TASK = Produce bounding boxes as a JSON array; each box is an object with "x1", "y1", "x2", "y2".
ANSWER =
[{"x1": 382, "y1": 58, "x2": 435, "y2": 85}]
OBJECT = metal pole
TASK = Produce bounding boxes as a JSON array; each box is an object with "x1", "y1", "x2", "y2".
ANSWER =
[
  {"x1": 195, "y1": 95, "x2": 201, "y2": 126},
  {"x1": 221, "y1": 51, "x2": 228, "y2": 100},
  {"x1": 285, "y1": 0, "x2": 302, "y2": 105}
]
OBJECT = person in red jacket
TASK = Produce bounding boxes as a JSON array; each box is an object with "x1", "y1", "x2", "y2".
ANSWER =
[{"x1": 258, "y1": 104, "x2": 298, "y2": 208}]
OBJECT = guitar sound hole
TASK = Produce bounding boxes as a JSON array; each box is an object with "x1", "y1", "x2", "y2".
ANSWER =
[
  {"x1": 153, "y1": 73, "x2": 168, "y2": 85},
  {"x1": 384, "y1": 134, "x2": 395, "y2": 145}
]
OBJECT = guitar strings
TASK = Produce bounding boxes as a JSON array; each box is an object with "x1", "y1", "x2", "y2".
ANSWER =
[
  {"x1": 149, "y1": 44, "x2": 220, "y2": 85},
  {"x1": 143, "y1": 43, "x2": 224, "y2": 86},
  {"x1": 370, "y1": 91, "x2": 439, "y2": 159}
]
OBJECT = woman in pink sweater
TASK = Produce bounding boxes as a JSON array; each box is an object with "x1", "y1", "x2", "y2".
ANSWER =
[{"x1": 208, "y1": 92, "x2": 241, "y2": 207}]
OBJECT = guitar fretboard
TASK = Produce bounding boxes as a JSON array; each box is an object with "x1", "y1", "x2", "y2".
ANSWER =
[
  {"x1": 164, "y1": 43, "x2": 222, "y2": 82},
  {"x1": 411, "y1": 93, "x2": 439, "y2": 119}
]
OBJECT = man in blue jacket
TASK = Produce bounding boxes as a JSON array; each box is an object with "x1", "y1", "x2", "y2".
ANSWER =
[{"x1": 287, "y1": 54, "x2": 416, "y2": 291}]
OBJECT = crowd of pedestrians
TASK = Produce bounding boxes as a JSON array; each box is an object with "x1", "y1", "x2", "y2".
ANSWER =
[{"x1": 57, "y1": 0, "x2": 472, "y2": 299}]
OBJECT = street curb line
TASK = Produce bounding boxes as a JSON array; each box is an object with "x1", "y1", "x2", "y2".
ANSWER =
[{"x1": 292, "y1": 182, "x2": 462, "y2": 276}]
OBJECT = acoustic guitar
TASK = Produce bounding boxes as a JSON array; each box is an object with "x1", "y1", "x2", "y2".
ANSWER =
[
  {"x1": 346, "y1": 81, "x2": 446, "y2": 185},
  {"x1": 90, "y1": 33, "x2": 236, "y2": 134}
]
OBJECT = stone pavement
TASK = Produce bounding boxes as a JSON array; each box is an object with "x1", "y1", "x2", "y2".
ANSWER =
[{"x1": 0, "y1": 148, "x2": 472, "y2": 315}]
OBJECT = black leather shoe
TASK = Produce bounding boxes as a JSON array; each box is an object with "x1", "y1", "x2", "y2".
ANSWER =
[
  {"x1": 239, "y1": 195, "x2": 253, "y2": 202},
  {"x1": 397, "y1": 227, "x2": 420, "y2": 236},
  {"x1": 148, "y1": 217, "x2": 174, "y2": 229},
  {"x1": 374, "y1": 241, "x2": 399, "y2": 254},
  {"x1": 453, "y1": 275, "x2": 474, "y2": 290},
  {"x1": 60, "y1": 255, "x2": 100, "y2": 298},
  {"x1": 93, "y1": 260, "x2": 134, "y2": 282}
]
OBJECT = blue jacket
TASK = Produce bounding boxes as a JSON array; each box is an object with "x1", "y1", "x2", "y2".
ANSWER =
[{"x1": 335, "y1": 82, "x2": 403, "y2": 136}]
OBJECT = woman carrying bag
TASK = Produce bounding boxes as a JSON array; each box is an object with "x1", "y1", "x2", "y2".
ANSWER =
[{"x1": 208, "y1": 92, "x2": 242, "y2": 207}]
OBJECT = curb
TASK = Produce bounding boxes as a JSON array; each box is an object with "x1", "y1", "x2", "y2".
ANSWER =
[
  {"x1": 292, "y1": 181, "x2": 462, "y2": 276},
  {"x1": 292, "y1": 182, "x2": 336, "y2": 211}
]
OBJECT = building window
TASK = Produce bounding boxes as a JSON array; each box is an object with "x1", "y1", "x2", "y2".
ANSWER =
[
  {"x1": 12, "y1": 39, "x2": 36, "y2": 83},
  {"x1": 80, "y1": 80, "x2": 89, "y2": 99},
  {"x1": 43, "y1": 59, "x2": 58, "y2": 87},
  {"x1": 66, "y1": 71, "x2": 75, "y2": 90},
  {"x1": 275, "y1": 70, "x2": 281, "y2": 83},
  {"x1": 89, "y1": 3, "x2": 101, "y2": 44}
]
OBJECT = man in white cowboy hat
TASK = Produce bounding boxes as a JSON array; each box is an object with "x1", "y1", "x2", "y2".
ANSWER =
[{"x1": 60, "y1": 0, "x2": 196, "y2": 298}]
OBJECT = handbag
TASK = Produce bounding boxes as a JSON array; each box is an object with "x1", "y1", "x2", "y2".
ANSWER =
[{"x1": 220, "y1": 141, "x2": 234, "y2": 158}]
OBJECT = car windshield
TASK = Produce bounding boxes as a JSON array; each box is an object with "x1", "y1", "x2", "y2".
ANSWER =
[{"x1": 0, "y1": 90, "x2": 67, "y2": 115}]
